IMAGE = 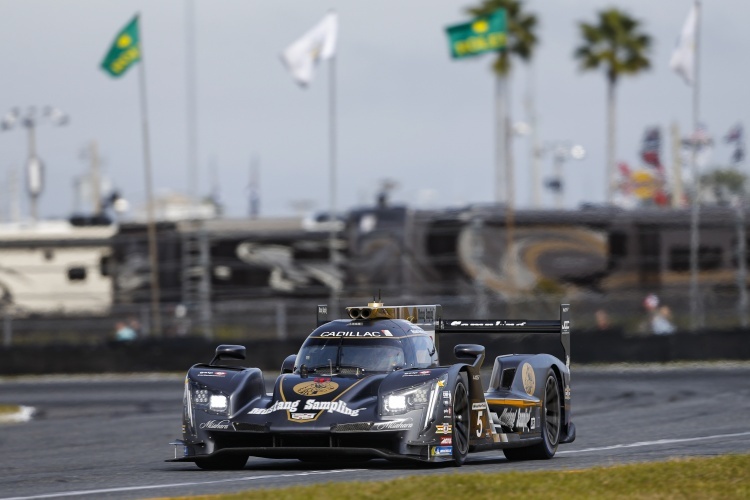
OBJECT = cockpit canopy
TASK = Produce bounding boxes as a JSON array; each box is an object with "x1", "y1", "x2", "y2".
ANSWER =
[{"x1": 295, "y1": 318, "x2": 438, "y2": 375}]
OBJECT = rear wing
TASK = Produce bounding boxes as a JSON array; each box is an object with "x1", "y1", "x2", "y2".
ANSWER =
[
  {"x1": 316, "y1": 303, "x2": 570, "y2": 368},
  {"x1": 438, "y1": 304, "x2": 571, "y2": 369}
]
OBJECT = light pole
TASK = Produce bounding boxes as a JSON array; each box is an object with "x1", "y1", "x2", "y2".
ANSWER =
[
  {"x1": 1, "y1": 106, "x2": 69, "y2": 222},
  {"x1": 545, "y1": 142, "x2": 586, "y2": 209}
]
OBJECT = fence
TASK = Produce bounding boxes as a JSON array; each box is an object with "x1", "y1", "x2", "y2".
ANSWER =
[{"x1": 2, "y1": 286, "x2": 748, "y2": 347}]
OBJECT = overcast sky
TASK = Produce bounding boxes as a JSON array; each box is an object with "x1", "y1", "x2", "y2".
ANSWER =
[{"x1": 1, "y1": 0, "x2": 747, "y2": 220}]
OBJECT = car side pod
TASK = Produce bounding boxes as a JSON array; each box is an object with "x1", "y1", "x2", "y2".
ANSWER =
[
  {"x1": 209, "y1": 344, "x2": 246, "y2": 366},
  {"x1": 454, "y1": 344, "x2": 485, "y2": 368}
]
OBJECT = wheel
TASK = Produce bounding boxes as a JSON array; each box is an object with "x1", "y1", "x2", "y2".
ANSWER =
[
  {"x1": 451, "y1": 374, "x2": 470, "y2": 466},
  {"x1": 195, "y1": 454, "x2": 248, "y2": 470},
  {"x1": 503, "y1": 368, "x2": 561, "y2": 461}
]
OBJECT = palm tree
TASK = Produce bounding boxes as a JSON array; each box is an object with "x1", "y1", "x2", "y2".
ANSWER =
[
  {"x1": 466, "y1": 0, "x2": 538, "y2": 206},
  {"x1": 468, "y1": 0, "x2": 538, "y2": 76},
  {"x1": 701, "y1": 168, "x2": 748, "y2": 205},
  {"x1": 575, "y1": 9, "x2": 651, "y2": 204}
]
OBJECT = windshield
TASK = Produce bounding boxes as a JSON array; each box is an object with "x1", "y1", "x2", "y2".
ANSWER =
[{"x1": 297, "y1": 338, "x2": 405, "y2": 374}]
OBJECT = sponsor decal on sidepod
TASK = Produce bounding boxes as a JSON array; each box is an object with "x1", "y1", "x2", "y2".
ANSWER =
[
  {"x1": 522, "y1": 363, "x2": 536, "y2": 395},
  {"x1": 431, "y1": 446, "x2": 453, "y2": 456},
  {"x1": 499, "y1": 408, "x2": 532, "y2": 431},
  {"x1": 435, "y1": 424, "x2": 452, "y2": 434}
]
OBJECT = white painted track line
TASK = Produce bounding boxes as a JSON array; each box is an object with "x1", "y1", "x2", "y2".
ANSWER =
[
  {"x1": 0, "y1": 469, "x2": 357, "y2": 500},
  {"x1": 4, "y1": 431, "x2": 750, "y2": 500},
  {"x1": 558, "y1": 431, "x2": 750, "y2": 455}
]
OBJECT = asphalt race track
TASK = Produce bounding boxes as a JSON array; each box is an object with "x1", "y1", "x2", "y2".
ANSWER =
[{"x1": 1, "y1": 363, "x2": 749, "y2": 500}]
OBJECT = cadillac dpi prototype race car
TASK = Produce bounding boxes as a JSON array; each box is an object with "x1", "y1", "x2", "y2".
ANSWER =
[{"x1": 169, "y1": 302, "x2": 575, "y2": 469}]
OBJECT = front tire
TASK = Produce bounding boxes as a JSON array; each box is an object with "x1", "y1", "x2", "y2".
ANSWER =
[
  {"x1": 195, "y1": 454, "x2": 248, "y2": 470},
  {"x1": 451, "y1": 374, "x2": 470, "y2": 466},
  {"x1": 503, "y1": 368, "x2": 561, "y2": 461}
]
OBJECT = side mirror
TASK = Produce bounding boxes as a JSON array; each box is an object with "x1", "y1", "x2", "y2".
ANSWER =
[
  {"x1": 454, "y1": 344, "x2": 485, "y2": 368},
  {"x1": 281, "y1": 354, "x2": 297, "y2": 374},
  {"x1": 210, "y1": 344, "x2": 246, "y2": 366}
]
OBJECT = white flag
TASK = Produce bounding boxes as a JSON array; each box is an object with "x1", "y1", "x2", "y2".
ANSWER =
[
  {"x1": 669, "y1": 4, "x2": 698, "y2": 85},
  {"x1": 281, "y1": 11, "x2": 338, "y2": 87}
]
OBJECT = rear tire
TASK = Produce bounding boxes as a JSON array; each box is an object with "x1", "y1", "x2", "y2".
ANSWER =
[
  {"x1": 195, "y1": 454, "x2": 248, "y2": 470},
  {"x1": 503, "y1": 368, "x2": 561, "y2": 461},
  {"x1": 451, "y1": 374, "x2": 470, "y2": 466}
]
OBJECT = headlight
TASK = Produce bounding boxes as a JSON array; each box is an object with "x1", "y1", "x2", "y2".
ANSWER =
[
  {"x1": 381, "y1": 375, "x2": 446, "y2": 419},
  {"x1": 383, "y1": 385, "x2": 430, "y2": 415},
  {"x1": 209, "y1": 394, "x2": 228, "y2": 412},
  {"x1": 194, "y1": 389, "x2": 209, "y2": 405},
  {"x1": 190, "y1": 381, "x2": 229, "y2": 416}
]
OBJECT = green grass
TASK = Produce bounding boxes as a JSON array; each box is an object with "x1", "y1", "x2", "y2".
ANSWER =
[
  {"x1": 161, "y1": 454, "x2": 750, "y2": 500},
  {"x1": 0, "y1": 404, "x2": 20, "y2": 415},
  {"x1": 0, "y1": 404, "x2": 21, "y2": 417}
]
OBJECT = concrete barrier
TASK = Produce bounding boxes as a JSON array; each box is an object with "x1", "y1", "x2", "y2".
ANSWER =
[{"x1": 0, "y1": 329, "x2": 748, "y2": 375}]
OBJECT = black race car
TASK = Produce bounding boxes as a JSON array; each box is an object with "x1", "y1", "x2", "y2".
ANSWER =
[{"x1": 168, "y1": 302, "x2": 575, "y2": 469}]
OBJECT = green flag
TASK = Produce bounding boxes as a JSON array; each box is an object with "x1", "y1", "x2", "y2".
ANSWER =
[
  {"x1": 101, "y1": 15, "x2": 141, "y2": 77},
  {"x1": 445, "y1": 10, "x2": 507, "y2": 59}
]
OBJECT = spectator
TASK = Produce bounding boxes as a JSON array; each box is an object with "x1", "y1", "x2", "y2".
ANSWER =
[
  {"x1": 638, "y1": 293, "x2": 660, "y2": 334},
  {"x1": 127, "y1": 316, "x2": 142, "y2": 336},
  {"x1": 174, "y1": 304, "x2": 190, "y2": 336},
  {"x1": 643, "y1": 293, "x2": 659, "y2": 312},
  {"x1": 595, "y1": 309, "x2": 610, "y2": 330},
  {"x1": 652, "y1": 305, "x2": 676, "y2": 335},
  {"x1": 115, "y1": 321, "x2": 137, "y2": 342}
]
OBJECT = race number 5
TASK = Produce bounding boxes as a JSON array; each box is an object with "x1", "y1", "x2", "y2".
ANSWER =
[{"x1": 476, "y1": 410, "x2": 483, "y2": 437}]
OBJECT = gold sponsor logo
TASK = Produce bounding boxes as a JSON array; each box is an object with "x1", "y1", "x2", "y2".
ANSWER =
[
  {"x1": 436, "y1": 423, "x2": 452, "y2": 434},
  {"x1": 522, "y1": 363, "x2": 536, "y2": 395},
  {"x1": 293, "y1": 380, "x2": 339, "y2": 396}
]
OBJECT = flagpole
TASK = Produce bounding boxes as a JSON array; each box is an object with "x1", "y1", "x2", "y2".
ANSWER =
[
  {"x1": 670, "y1": 122, "x2": 683, "y2": 208},
  {"x1": 136, "y1": 15, "x2": 162, "y2": 337},
  {"x1": 504, "y1": 78, "x2": 517, "y2": 306},
  {"x1": 185, "y1": 0, "x2": 198, "y2": 205},
  {"x1": 526, "y1": 62, "x2": 542, "y2": 208},
  {"x1": 328, "y1": 51, "x2": 338, "y2": 309},
  {"x1": 738, "y1": 182, "x2": 748, "y2": 328},
  {"x1": 688, "y1": 0, "x2": 701, "y2": 330},
  {"x1": 495, "y1": 76, "x2": 505, "y2": 204}
]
